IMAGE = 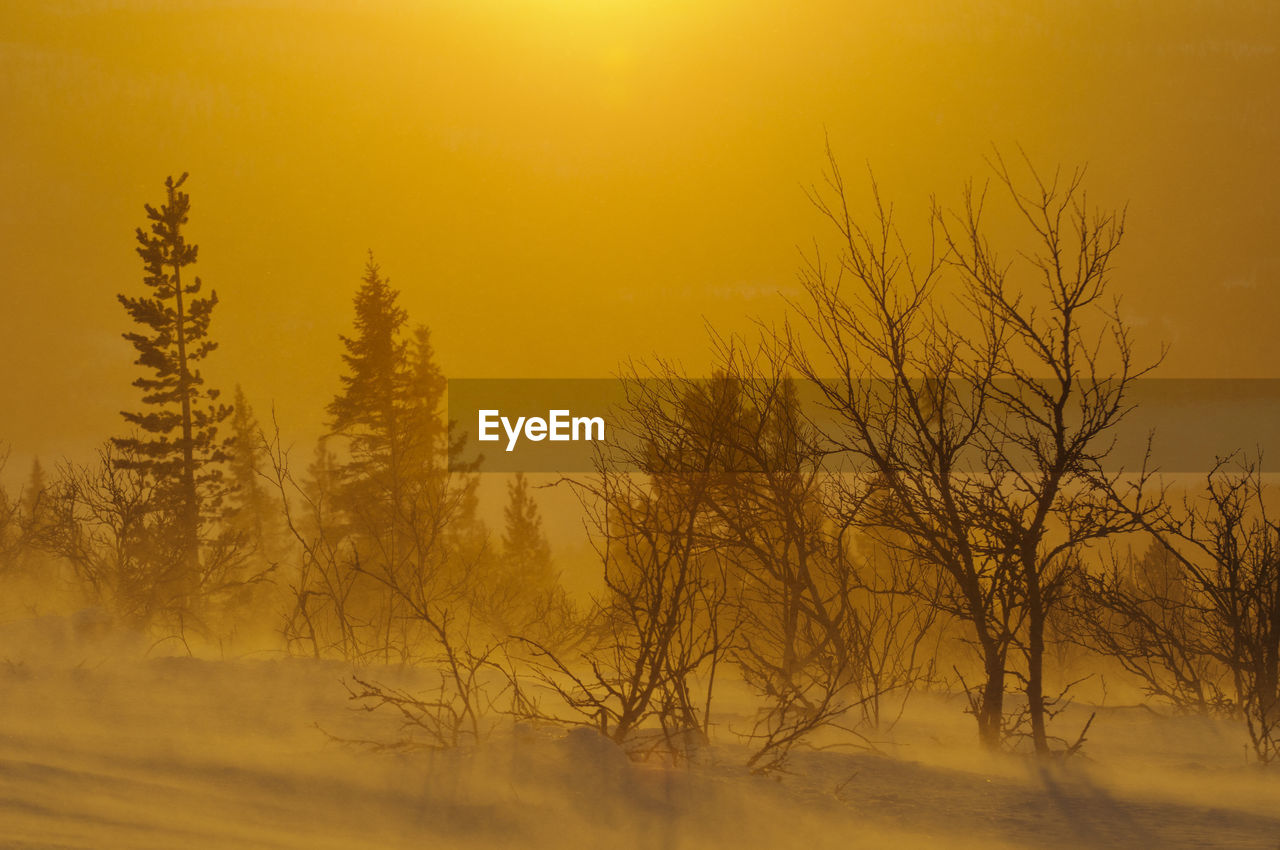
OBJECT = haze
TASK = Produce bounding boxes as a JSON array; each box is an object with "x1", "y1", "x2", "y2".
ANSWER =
[{"x1": 1, "y1": 0, "x2": 1277, "y2": 470}]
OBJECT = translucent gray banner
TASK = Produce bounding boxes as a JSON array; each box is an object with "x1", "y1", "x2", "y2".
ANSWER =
[{"x1": 448, "y1": 378, "x2": 1280, "y2": 474}]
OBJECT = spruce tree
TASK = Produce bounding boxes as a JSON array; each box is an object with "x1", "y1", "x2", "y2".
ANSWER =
[
  {"x1": 405, "y1": 324, "x2": 449, "y2": 468},
  {"x1": 19, "y1": 458, "x2": 48, "y2": 529},
  {"x1": 225, "y1": 386, "x2": 276, "y2": 557},
  {"x1": 489, "y1": 472, "x2": 570, "y2": 641},
  {"x1": 327, "y1": 254, "x2": 410, "y2": 482},
  {"x1": 114, "y1": 173, "x2": 232, "y2": 568},
  {"x1": 501, "y1": 473, "x2": 553, "y2": 587},
  {"x1": 17, "y1": 458, "x2": 55, "y2": 564},
  {"x1": 327, "y1": 256, "x2": 464, "y2": 509},
  {"x1": 310, "y1": 253, "x2": 482, "y2": 658},
  {"x1": 306, "y1": 437, "x2": 341, "y2": 507}
]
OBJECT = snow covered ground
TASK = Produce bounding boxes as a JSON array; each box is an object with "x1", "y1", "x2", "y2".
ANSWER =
[{"x1": 0, "y1": 615, "x2": 1277, "y2": 849}]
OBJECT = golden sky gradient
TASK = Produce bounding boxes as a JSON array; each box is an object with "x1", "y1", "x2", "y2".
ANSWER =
[{"x1": 1, "y1": 0, "x2": 1277, "y2": 468}]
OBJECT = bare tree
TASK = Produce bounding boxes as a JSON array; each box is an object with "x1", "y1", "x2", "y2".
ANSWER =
[
  {"x1": 695, "y1": 337, "x2": 938, "y2": 771},
  {"x1": 937, "y1": 152, "x2": 1160, "y2": 753},
  {"x1": 340, "y1": 609, "x2": 510, "y2": 751},
  {"x1": 512, "y1": 369, "x2": 737, "y2": 762},
  {"x1": 786, "y1": 150, "x2": 1016, "y2": 750},
  {"x1": 263, "y1": 420, "x2": 478, "y2": 663},
  {"x1": 786, "y1": 144, "x2": 1157, "y2": 753},
  {"x1": 36, "y1": 444, "x2": 254, "y2": 635},
  {"x1": 262, "y1": 419, "x2": 512, "y2": 753},
  {"x1": 1077, "y1": 453, "x2": 1280, "y2": 762}
]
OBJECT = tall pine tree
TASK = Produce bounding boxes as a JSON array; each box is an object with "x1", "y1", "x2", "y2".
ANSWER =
[{"x1": 114, "y1": 173, "x2": 232, "y2": 569}]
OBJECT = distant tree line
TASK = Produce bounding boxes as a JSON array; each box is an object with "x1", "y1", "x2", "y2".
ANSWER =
[{"x1": 0, "y1": 156, "x2": 1276, "y2": 769}]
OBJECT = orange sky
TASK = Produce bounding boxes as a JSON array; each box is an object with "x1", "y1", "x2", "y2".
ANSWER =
[{"x1": 1, "y1": 0, "x2": 1277, "y2": 472}]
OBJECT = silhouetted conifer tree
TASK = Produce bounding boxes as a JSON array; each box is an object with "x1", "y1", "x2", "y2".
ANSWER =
[
  {"x1": 327, "y1": 255, "x2": 411, "y2": 481},
  {"x1": 114, "y1": 173, "x2": 231, "y2": 571},
  {"x1": 327, "y1": 255, "x2": 463, "y2": 497},
  {"x1": 294, "y1": 253, "x2": 480, "y2": 660}
]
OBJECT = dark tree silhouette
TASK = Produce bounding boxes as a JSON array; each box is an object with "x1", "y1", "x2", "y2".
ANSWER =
[
  {"x1": 512, "y1": 366, "x2": 738, "y2": 761},
  {"x1": 691, "y1": 338, "x2": 939, "y2": 771},
  {"x1": 327, "y1": 254, "x2": 413, "y2": 479},
  {"x1": 788, "y1": 146, "x2": 1157, "y2": 753},
  {"x1": 1077, "y1": 453, "x2": 1280, "y2": 762},
  {"x1": 114, "y1": 173, "x2": 231, "y2": 570},
  {"x1": 275, "y1": 253, "x2": 481, "y2": 661}
]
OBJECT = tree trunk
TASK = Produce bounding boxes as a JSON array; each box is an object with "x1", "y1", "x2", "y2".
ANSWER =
[
  {"x1": 170, "y1": 245, "x2": 199, "y2": 574},
  {"x1": 978, "y1": 640, "x2": 1006, "y2": 750},
  {"x1": 1025, "y1": 562, "x2": 1049, "y2": 755}
]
